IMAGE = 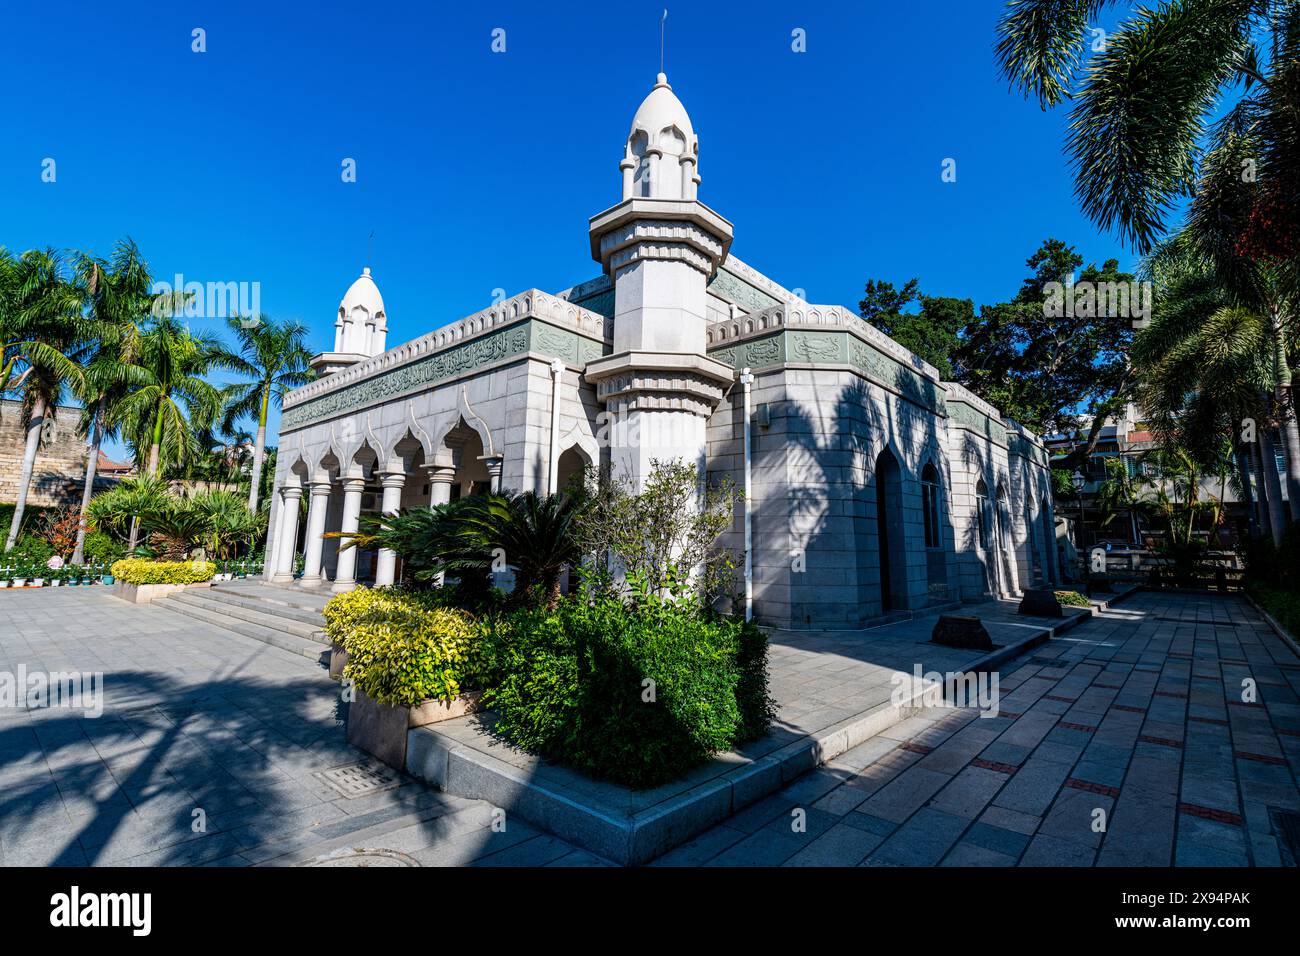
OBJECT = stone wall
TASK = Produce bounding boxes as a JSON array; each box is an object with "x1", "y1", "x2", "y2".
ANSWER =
[{"x1": 0, "y1": 399, "x2": 89, "y2": 508}]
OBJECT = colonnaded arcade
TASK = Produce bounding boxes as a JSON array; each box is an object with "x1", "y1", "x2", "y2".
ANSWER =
[{"x1": 261, "y1": 71, "x2": 1059, "y2": 628}]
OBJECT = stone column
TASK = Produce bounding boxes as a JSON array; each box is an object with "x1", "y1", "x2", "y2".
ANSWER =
[
  {"x1": 373, "y1": 471, "x2": 406, "y2": 587},
  {"x1": 270, "y1": 483, "x2": 303, "y2": 583},
  {"x1": 298, "y1": 479, "x2": 332, "y2": 587},
  {"x1": 484, "y1": 456, "x2": 504, "y2": 494},
  {"x1": 427, "y1": 465, "x2": 456, "y2": 506},
  {"x1": 331, "y1": 470, "x2": 367, "y2": 593}
]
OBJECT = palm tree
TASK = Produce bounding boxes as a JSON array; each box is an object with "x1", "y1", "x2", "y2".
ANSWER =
[
  {"x1": 112, "y1": 311, "x2": 222, "y2": 550},
  {"x1": 115, "y1": 312, "x2": 223, "y2": 478},
  {"x1": 2, "y1": 249, "x2": 90, "y2": 552},
  {"x1": 1133, "y1": 241, "x2": 1290, "y2": 538},
  {"x1": 996, "y1": 0, "x2": 1300, "y2": 512},
  {"x1": 69, "y1": 240, "x2": 153, "y2": 565},
  {"x1": 210, "y1": 315, "x2": 314, "y2": 511}
]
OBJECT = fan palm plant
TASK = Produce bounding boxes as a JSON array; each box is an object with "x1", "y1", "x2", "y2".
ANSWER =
[
  {"x1": 86, "y1": 474, "x2": 171, "y2": 545},
  {"x1": 210, "y1": 315, "x2": 315, "y2": 511},
  {"x1": 2, "y1": 248, "x2": 91, "y2": 552}
]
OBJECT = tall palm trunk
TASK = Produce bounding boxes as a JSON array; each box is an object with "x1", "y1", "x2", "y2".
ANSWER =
[
  {"x1": 71, "y1": 396, "x2": 106, "y2": 565},
  {"x1": 129, "y1": 406, "x2": 165, "y2": 552},
  {"x1": 247, "y1": 386, "x2": 269, "y2": 511},
  {"x1": 1235, "y1": 445, "x2": 1259, "y2": 541},
  {"x1": 1270, "y1": 307, "x2": 1300, "y2": 521},
  {"x1": 1258, "y1": 426, "x2": 1287, "y2": 545},
  {"x1": 4, "y1": 396, "x2": 47, "y2": 552}
]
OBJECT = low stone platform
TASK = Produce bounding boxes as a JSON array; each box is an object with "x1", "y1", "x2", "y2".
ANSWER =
[{"x1": 406, "y1": 594, "x2": 1113, "y2": 864}]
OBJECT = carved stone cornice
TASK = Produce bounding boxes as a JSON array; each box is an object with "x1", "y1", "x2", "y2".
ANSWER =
[
  {"x1": 588, "y1": 197, "x2": 733, "y2": 280},
  {"x1": 585, "y1": 350, "x2": 733, "y2": 419}
]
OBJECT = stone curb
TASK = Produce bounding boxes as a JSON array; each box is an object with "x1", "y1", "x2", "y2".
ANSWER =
[{"x1": 1242, "y1": 590, "x2": 1300, "y2": 662}]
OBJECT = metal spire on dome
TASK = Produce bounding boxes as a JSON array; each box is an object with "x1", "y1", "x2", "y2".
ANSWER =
[{"x1": 660, "y1": 9, "x2": 667, "y2": 76}]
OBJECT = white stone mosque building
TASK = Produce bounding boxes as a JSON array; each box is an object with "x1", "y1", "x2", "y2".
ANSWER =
[{"x1": 262, "y1": 72, "x2": 1059, "y2": 628}]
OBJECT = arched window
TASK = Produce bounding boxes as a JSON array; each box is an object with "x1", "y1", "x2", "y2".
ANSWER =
[
  {"x1": 921, "y1": 462, "x2": 941, "y2": 549},
  {"x1": 975, "y1": 478, "x2": 990, "y2": 550}
]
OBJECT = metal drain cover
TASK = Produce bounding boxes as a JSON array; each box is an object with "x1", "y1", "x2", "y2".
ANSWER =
[
  {"x1": 313, "y1": 761, "x2": 402, "y2": 798},
  {"x1": 300, "y1": 848, "x2": 420, "y2": 867}
]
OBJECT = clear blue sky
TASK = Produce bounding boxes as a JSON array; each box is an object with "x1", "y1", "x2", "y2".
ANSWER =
[{"x1": 1, "y1": 0, "x2": 1137, "y2": 457}]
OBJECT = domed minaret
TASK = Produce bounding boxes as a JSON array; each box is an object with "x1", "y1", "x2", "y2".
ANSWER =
[
  {"x1": 585, "y1": 72, "x2": 734, "y2": 490},
  {"x1": 310, "y1": 266, "x2": 389, "y2": 376}
]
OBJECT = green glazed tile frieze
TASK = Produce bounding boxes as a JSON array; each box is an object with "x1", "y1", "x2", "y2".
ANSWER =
[{"x1": 281, "y1": 319, "x2": 607, "y2": 431}]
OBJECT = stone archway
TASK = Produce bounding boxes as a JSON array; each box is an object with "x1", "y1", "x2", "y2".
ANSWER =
[{"x1": 874, "y1": 447, "x2": 908, "y2": 613}]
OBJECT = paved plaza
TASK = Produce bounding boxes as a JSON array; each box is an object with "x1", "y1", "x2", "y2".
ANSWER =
[
  {"x1": 656, "y1": 591, "x2": 1300, "y2": 866},
  {"x1": 0, "y1": 588, "x2": 1296, "y2": 866}
]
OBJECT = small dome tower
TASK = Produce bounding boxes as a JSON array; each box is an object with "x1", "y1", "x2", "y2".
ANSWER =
[{"x1": 621, "y1": 73, "x2": 700, "y2": 201}]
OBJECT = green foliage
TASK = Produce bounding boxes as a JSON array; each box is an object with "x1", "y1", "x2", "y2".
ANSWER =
[
  {"x1": 1054, "y1": 590, "x2": 1091, "y2": 608},
  {"x1": 1253, "y1": 586, "x2": 1300, "y2": 641},
  {"x1": 10, "y1": 534, "x2": 55, "y2": 564},
  {"x1": 859, "y1": 238, "x2": 1136, "y2": 438},
  {"x1": 89, "y1": 479, "x2": 263, "y2": 560},
  {"x1": 111, "y1": 557, "x2": 216, "y2": 584},
  {"x1": 576, "y1": 459, "x2": 739, "y2": 610},
  {"x1": 324, "y1": 587, "x2": 483, "y2": 707},
  {"x1": 484, "y1": 595, "x2": 773, "y2": 788},
  {"x1": 83, "y1": 530, "x2": 125, "y2": 565}
]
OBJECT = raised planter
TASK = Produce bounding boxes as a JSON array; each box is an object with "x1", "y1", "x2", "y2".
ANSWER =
[
  {"x1": 111, "y1": 580, "x2": 209, "y2": 604},
  {"x1": 346, "y1": 688, "x2": 482, "y2": 769},
  {"x1": 328, "y1": 641, "x2": 348, "y2": 681}
]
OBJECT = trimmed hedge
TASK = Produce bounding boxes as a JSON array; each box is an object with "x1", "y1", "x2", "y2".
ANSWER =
[
  {"x1": 483, "y1": 597, "x2": 774, "y2": 789},
  {"x1": 323, "y1": 587, "x2": 483, "y2": 707},
  {"x1": 1054, "y1": 590, "x2": 1091, "y2": 608},
  {"x1": 111, "y1": 558, "x2": 216, "y2": 585}
]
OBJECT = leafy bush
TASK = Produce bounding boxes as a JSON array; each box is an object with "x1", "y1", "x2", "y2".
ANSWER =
[
  {"x1": 10, "y1": 534, "x2": 55, "y2": 564},
  {"x1": 1253, "y1": 586, "x2": 1300, "y2": 640},
  {"x1": 83, "y1": 530, "x2": 124, "y2": 565},
  {"x1": 484, "y1": 596, "x2": 773, "y2": 788},
  {"x1": 1054, "y1": 590, "x2": 1091, "y2": 608},
  {"x1": 323, "y1": 587, "x2": 483, "y2": 707},
  {"x1": 110, "y1": 558, "x2": 216, "y2": 585}
]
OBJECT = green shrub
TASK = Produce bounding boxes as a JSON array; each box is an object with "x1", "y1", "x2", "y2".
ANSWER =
[
  {"x1": 83, "y1": 530, "x2": 124, "y2": 565},
  {"x1": 1252, "y1": 586, "x2": 1300, "y2": 640},
  {"x1": 1054, "y1": 590, "x2": 1091, "y2": 608},
  {"x1": 110, "y1": 558, "x2": 217, "y2": 585},
  {"x1": 484, "y1": 597, "x2": 773, "y2": 788},
  {"x1": 324, "y1": 587, "x2": 483, "y2": 707},
  {"x1": 10, "y1": 534, "x2": 55, "y2": 564}
]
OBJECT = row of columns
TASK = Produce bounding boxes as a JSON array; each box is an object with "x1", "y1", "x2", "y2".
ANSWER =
[{"x1": 267, "y1": 458, "x2": 502, "y2": 590}]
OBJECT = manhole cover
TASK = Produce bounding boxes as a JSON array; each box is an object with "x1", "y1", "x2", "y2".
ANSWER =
[
  {"x1": 313, "y1": 761, "x2": 402, "y2": 798},
  {"x1": 300, "y1": 848, "x2": 420, "y2": 867}
]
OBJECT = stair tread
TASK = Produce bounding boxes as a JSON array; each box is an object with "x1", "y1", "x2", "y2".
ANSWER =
[
  {"x1": 169, "y1": 591, "x2": 325, "y2": 638},
  {"x1": 159, "y1": 599, "x2": 330, "y2": 661},
  {"x1": 191, "y1": 587, "x2": 327, "y2": 626}
]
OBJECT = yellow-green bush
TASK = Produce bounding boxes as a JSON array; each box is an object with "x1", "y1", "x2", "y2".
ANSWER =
[
  {"x1": 323, "y1": 587, "x2": 482, "y2": 707},
  {"x1": 111, "y1": 558, "x2": 216, "y2": 585}
]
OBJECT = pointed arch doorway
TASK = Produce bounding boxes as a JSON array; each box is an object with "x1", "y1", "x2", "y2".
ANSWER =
[{"x1": 875, "y1": 447, "x2": 907, "y2": 613}]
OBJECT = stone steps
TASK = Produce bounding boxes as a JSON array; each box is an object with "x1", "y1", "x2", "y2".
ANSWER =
[{"x1": 159, "y1": 582, "x2": 332, "y2": 665}]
